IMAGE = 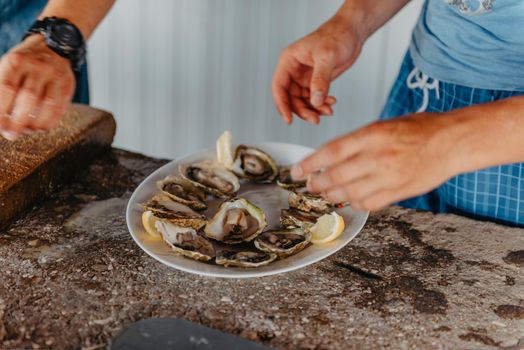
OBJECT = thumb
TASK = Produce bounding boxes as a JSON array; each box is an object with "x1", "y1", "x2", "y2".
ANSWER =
[{"x1": 310, "y1": 52, "x2": 334, "y2": 107}]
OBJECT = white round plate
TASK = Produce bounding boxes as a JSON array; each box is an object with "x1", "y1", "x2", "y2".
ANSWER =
[{"x1": 126, "y1": 142, "x2": 368, "y2": 278}]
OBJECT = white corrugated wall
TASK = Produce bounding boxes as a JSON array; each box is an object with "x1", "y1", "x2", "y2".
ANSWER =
[{"x1": 88, "y1": 0, "x2": 422, "y2": 159}]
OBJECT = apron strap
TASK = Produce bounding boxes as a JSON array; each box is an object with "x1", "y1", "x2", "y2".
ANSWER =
[{"x1": 406, "y1": 67, "x2": 440, "y2": 113}]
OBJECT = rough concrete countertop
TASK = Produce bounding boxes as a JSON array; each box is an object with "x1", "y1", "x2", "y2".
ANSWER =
[{"x1": 0, "y1": 149, "x2": 522, "y2": 350}]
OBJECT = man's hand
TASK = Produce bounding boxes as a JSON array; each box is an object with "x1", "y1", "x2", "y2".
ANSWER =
[
  {"x1": 291, "y1": 114, "x2": 459, "y2": 211},
  {"x1": 0, "y1": 34, "x2": 75, "y2": 140},
  {"x1": 271, "y1": 15, "x2": 364, "y2": 124}
]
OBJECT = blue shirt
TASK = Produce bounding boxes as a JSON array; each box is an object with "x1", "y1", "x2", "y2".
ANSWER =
[
  {"x1": 0, "y1": 0, "x2": 47, "y2": 55},
  {"x1": 410, "y1": 0, "x2": 524, "y2": 91},
  {"x1": 0, "y1": 0, "x2": 89, "y2": 103}
]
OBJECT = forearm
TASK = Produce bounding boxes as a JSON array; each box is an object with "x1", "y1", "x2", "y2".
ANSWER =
[
  {"x1": 334, "y1": 0, "x2": 411, "y2": 41},
  {"x1": 39, "y1": 0, "x2": 115, "y2": 39},
  {"x1": 438, "y1": 95, "x2": 524, "y2": 175}
]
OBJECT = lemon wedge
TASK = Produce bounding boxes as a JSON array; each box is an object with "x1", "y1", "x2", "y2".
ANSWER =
[
  {"x1": 310, "y1": 211, "x2": 345, "y2": 244},
  {"x1": 216, "y1": 130, "x2": 234, "y2": 168},
  {"x1": 141, "y1": 210, "x2": 162, "y2": 238}
]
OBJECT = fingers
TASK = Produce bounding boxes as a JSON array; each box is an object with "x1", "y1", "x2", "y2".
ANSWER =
[
  {"x1": 31, "y1": 80, "x2": 71, "y2": 130},
  {"x1": 317, "y1": 104, "x2": 333, "y2": 116},
  {"x1": 325, "y1": 96, "x2": 337, "y2": 105},
  {"x1": 271, "y1": 51, "x2": 294, "y2": 124},
  {"x1": 307, "y1": 154, "x2": 376, "y2": 193},
  {"x1": 272, "y1": 47, "x2": 338, "y2": 124},
  {"x1": 0, "y1": 117, "x2": 16, "y2": 140},
  {"x1": 307, "y1": 154, "x2": 410, "y2": 211},
  {"x1": 302, "y1": 87, "x2": 337, "y2": 102},
  {"x1": 323, "y1": 174, "x2": 385, "y2": 203},
  {"x1": 290, "y1": 82, "x2": 335, "y2": 123},
  {"x1": 316, "y1": 164, "x2": 413, "y2": 212},
  {"x1": 350, "y1": 189, "x2": 398, "y2": 211},
  {"x1": 310, "y1": 52, "x2": 334, "y2": 107},
  {"x1": 290, "y1": 82, "x2": 319, "y2": 123},
  {"x1": 303, "y1": 87, "x2": 336, "y2": 107},
  {"x1": 0, "y1": 77, "x2": 19, "y2": 119},
  {"x1": 311, "y1": 94, "x2": 336, "y2": 115},
  {"x1": 290, "y1": 94, "x2": 319, "y2": 124},
  {"x1": 292, "y1": 132, "x2": 367, "y2": 178},
  {"x1": 0, "y1": 53, "x2": 24, "y2": 136},
  {"x1": 9, "y1": 76, "x2": 46, "y2": 136}
]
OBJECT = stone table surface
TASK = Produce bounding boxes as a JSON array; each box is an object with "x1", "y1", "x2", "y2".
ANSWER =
[{"x1": 0, "y1": 149, "x2": 523, "y2": 350}]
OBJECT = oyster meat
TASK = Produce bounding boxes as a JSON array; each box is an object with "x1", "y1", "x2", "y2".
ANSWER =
[
  {"x1": 215, "y1": 250, "x2": 277, "y2": 268},
  {"x1": 288, "y1": 190, "x2": 334, "y2": 213},
  {"x1": 205, "y1": 198, "x2": 267, "y2": 244},
  {"x1": 276, "y1": 166, "x2": 306, "y2": 190},
  {"x1": 231, "y1": 145, "x2": 278, "y2": 183},
  {"x1": 254, "y1": 227, "x2": 311, "y2": 258},
  {"x1": 156, "y1": 220, "x2": 215, "y2": 262},
  {"x1": 280, "y1": 207, "x2": 322, "y2": 229},
  {"x1": 157, "y1": 175, "x2": 207, "y2": 211},
  {"x1": 141, "y1": 195, "x2": 207, "y2": 230},
  {"x1": 180, "y1": 161, "x2": 239, "y2": 198}
]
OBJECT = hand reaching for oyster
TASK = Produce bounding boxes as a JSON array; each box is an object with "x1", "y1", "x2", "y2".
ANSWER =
[{"x1": 140, "y1": 131, "x2": 346, "y2": 268}]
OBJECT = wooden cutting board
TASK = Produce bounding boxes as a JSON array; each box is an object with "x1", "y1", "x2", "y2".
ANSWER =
[{"x1": 0, "y1": 104, "x2": 116, "y2": 229}]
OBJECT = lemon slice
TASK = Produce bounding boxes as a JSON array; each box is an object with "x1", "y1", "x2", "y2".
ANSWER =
[
  {"x1": 310, "y1": 211, "x2": 345, "y2": 244},
  {"x1": 216, "y1": 130, "x2": 234, "y2": 168},
  {"x1": 142, "y1": 210, "x2": 162, "y2": 238}
]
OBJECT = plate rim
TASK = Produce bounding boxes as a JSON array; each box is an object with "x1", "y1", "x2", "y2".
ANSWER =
[{"x1": 126, "y1": 141, "x2": 369, "y2": 278}]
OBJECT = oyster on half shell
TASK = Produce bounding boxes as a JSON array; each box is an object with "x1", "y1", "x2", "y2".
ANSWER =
[
  {"x1": 288, "y1": 190, "x2": 334, "y2": 214},
  {"x1": 254, "y1": 227, "x2": 311, "y2": 258},
  {"x1": 180, "y1": 161, "x2": 239, "y2": 199},
  {"x1": 280, "y1": 207, "x2": 322, "y2": 229},
  {"x1": 155, "y1": 220, "x2": 215, "y2": 262},
  {"x1": 231, "y1": 145, "x2": 278, "y2": 183},
  {"x1": 276, "y1": 166, "x2": 306, "y2": 190},
  {"x1": 140, "y1": 195, "x2": 207, "y2": 230},
  {"x1": 157, "y1": 175, "x2": 207, "y2": 211},
  {"x1": 215, "y1": 250, "x2": 277, "y2": 268},
  {"x1": 204, "y1": 198, "x2": 267, "y2": 244}
]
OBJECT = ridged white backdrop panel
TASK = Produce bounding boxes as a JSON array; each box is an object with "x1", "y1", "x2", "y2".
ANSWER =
[{"x1": 88, "y1": 0, "x2": 422, "y2": 159}]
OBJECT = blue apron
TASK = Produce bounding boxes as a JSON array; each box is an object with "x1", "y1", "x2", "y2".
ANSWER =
[
  {"x1": 382, "y1": 0, "x2": 524, "y2": 227},
  {"x1": 380, "y1": 52, "x2": 524, "y2": 227},
  {"x1": 0, "y1": 0, "x2": 89, "y2": 103}
]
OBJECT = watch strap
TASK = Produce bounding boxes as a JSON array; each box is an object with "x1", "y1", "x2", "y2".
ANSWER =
[{"x1": 24, "y1": 17, "x2": 86, "y2": 71}]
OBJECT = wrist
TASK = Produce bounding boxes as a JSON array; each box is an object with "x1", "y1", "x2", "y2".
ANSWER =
[
  {"x1": 38, "y1": 14, "x2": 90, "y2": 39},
  {"x1": 25, "y1": 17, "x2": 86, "y2": 71},
  {"x1": 26, "y1": 33, "x2": 70, "y2": 60},
  {"x1": 334, "y1": 1, "x2": 372, "y2": 43},
  {"x1": 421, "y1": 112, "x2": 470, "y2": 180},
  {"x1": 432, "y1": 111, "x2": 485, "y2": 177}
]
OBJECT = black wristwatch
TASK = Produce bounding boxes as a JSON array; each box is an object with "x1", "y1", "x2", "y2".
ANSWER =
[{"x1": 24, "y1": 17, "x2": 86, "y2": 72}]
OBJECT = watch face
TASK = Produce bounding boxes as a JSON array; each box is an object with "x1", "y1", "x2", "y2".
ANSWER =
[{"x1": 50, "y1": 23, "x2": 82, "y2": 47}]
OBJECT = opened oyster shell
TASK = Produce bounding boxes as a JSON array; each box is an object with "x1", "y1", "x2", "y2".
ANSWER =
[
  {"x1": 254, "y1": 228, "x2": 311, "y2": 258},
  {"x1": 140, "y1": 195, "x2": 207, "y2": 230},
  {"x1": 155, "y1": 220, "x2": 215, "y2": 262},
  {"x1": 157, "y1": 175, "x2": 207, "y2": 211},
  {"x1": 180, "y1": 161, "x2": 239, "y2": 198},
  {"x1": 288, "y1": 190, "x2": 334, "y2": 213},
  {"x1": 215, "y1": 250, "x2": 277, "y2": 268},
  {"x1": 204, "y1": 198, "x2": 267, "y2": 244},
  {"x1": 280, "y1": 208, "x2": 322, "y2": 229},
  {"x1": 231, "y1": 145, "x2": 278, "y2": 183},
  {"x1": 276, "y1": 166, "x2": 306, "y2": 190}
]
